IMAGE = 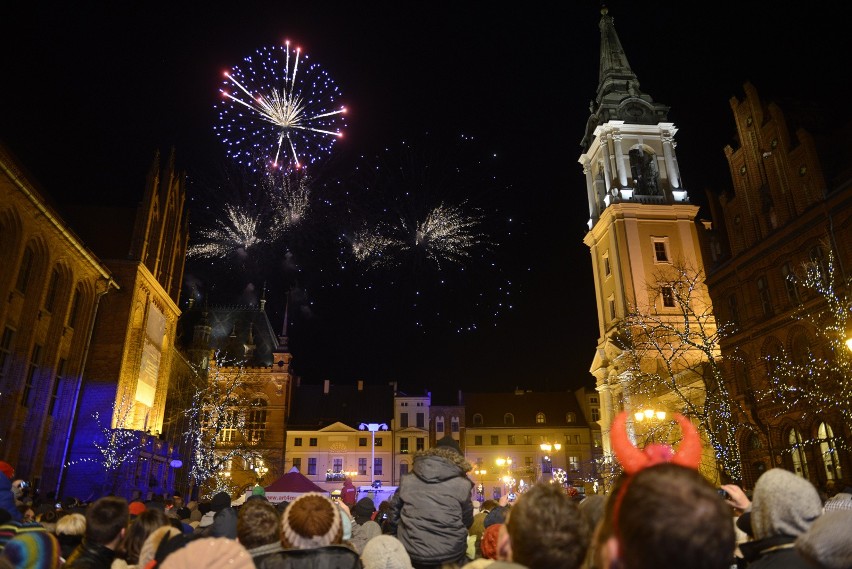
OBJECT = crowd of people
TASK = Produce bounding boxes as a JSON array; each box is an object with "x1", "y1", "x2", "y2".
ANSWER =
[{"x1": 1, "y1": 439, "x2": 851, "y2": 569}]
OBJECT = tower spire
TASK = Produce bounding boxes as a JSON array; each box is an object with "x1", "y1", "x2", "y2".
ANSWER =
[
  {"x1": 581, "y1": 6, "x2": 669, "y2": 151},
  {"x1": 278, "y1": 288, "x2": 290, "y2": 352}
]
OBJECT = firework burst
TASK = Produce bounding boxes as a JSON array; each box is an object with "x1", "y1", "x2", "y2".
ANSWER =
[
  {"x1": 337, "y1": 132, "x2": 517, "y2": 333},
  {"x1": 188, "y1": 205, "x2": 261, "y2": 260},
  {"x1": 215, "y1": 41, "x2": 347, "y2": 171}
]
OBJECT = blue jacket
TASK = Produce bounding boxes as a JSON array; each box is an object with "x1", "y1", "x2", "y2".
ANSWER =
[{"x1": 0, "y1": 472, "x2": 21, "y2": 522}]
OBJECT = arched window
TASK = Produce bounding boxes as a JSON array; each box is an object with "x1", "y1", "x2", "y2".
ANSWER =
[
  {"x1": 435, "y1": 416, "x2": 445, "y2": 435},
  {"x1": 536, "y1": 412, "x2": 546, "y2": 424},
  {"x1": 246, "y1": 398, "x2": 267, "y2": 442},
  {"x1": 628, "y1": 145, "x2": 660, "y2": 195},
  {"x1": 15, "y1": 246, "x2": 34, "y2": 294},
  {"x1": 472, "y1": 413, "x2": 483, "y2": 426},
  {"x1": 788, "y1": 428, "x2": 809, "y2": 479},
  {"x1": 790, "y1": 330, "x2": 811, "y2": 367},
  {"x1": 818, "y1": 422, "x2": 842, "y2": 481},
  {"x1": 503, "y1": 413, "x2": 514, "y2": 425}
]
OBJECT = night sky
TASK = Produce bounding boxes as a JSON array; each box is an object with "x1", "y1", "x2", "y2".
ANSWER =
[{"x1": 2, "y1": 3, "x2": 845, "y2": 397}]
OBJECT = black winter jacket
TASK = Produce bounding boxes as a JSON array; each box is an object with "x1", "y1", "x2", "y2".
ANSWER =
[
  {"x1": 64, "y1": 539, "x2": 117, "y2": 569},
  {"x1": 254, "y1": 544, "x2": 362, "y2": 569}
]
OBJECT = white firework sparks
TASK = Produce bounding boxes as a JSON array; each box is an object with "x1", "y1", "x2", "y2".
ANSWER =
[
  {"x1": 349, "y1": 227, "x2": 398, "y2": 266},
  {"x1": 408, "y1": 203, "x2": 483, "y2": 267},
  {"x1": 217, "y1": 41, "x2": 347, "y2": 170},
  {"x1": 267, "y1": 173, "x2": 311, "y2": 238},
  {"x1": 188, "y1": 205, "x2": 261, "y2": 259}
]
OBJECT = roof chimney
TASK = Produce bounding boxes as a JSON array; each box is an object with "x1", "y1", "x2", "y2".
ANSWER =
[
  {"x1": 323, "y1": 379, "x2": 330, "y2": 394},
  {"x1": 357, "y1": 380, "x2": 364, "y2": 391}
]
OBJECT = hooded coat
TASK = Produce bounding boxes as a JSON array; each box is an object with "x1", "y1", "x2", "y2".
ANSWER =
[
  {"x1": 0, "y1": 471, "x2": 21, "y2": 522},
  {"x1": 389, "y1": 447, "x2": 473, "y2": 566},
  {"x1": 739, "y1": 469, "x2": 822, "y2": 569}
]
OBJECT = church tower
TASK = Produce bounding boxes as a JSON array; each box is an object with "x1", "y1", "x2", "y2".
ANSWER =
[{"x1": 579, "y1": 8, "x2": 713, "y2": 459}]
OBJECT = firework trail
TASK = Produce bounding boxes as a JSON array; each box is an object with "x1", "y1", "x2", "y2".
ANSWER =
[
  {"x1": 215, "y1": 41, "x2": 347, "y2": 171},
  {"x1": 187, "y1": 205, "x2": 261, "y2": 260}
]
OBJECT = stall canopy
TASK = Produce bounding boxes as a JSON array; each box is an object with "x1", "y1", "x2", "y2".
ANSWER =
[{"x1": 256, "y1": 467, "x2": 329, "y2": 504}]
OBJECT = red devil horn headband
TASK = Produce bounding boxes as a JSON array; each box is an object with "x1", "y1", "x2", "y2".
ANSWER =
[{"x1": 610, "y1": 411, "x2": 702, "y2": 475}]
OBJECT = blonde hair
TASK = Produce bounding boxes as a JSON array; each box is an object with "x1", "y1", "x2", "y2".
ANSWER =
[{"x1": 56, "y1": 513, "x2": 86, "y2": 536}]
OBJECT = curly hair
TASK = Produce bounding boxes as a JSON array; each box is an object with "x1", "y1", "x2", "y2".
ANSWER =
[
  {"x1": 506, "y1": 482, "x2": 591, "y2": 569},
  {"x1": 119, "y1": 508, "x2": 170, "y2": 564}
]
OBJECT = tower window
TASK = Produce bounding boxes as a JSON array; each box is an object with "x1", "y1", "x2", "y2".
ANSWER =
[
  {"x1": 653, "y1": 240, "x2": 669, "y2": 263},
  {"x1": 661, "y1": 286, "x2": 675, "y2": 307}
]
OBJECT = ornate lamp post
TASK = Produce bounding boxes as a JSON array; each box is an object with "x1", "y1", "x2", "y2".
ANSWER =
[
  {"x1": 495, "y1": 457, "x2": 513, "y2": 494},
  {"x1": 359, "y1": 422, "x2": 388, "y2": 484}
]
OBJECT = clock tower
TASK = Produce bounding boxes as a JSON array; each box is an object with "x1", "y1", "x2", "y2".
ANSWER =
[{"x1": 579, "y1": 8, "x2": 713, "y2": 458}]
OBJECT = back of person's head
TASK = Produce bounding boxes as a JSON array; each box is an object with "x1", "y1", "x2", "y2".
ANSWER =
[
  {"x1": 505, "y1": 482, "x2": 591, "y2": 569},
  {"x1": 479, "y1": 499, "x2": 499, "y2": 513},
  {"x1": 236, "y1": 498, "x2": 280, "y2": 550},
  {"x1": 796, "y1": 510, "x2": 852, "y2": 569},
  {"x1": 55, "y1": 513, "x2": 85, "y2": 537},
  {"x1": 601, "y1": 463, "x2": 734, "y2": 569},
  {"x1": 160, "y1": 537, "x2": 253, "y2": 569},
  {"x1": 280, "y1": 493, "x2": 342, "y2": 549},
  {"x1": 84, "y1": 496, "x2": 129, "y2": 545},
  {"x1": 360, "y1": 535, "x2": 413, "y2": 569},
  {"x1": 120, "y1": 508, "x2": 169, "y2": 565},
  {"x1": 751, "y1": 468, "x2": 822, "y2": 539}
]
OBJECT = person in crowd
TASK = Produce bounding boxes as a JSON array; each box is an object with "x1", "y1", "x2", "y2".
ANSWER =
[
  {"x1": 112, "y1": 508, "x2": 169, "y2": 569},
  {"x1": 55, "y1": 513, "x2": 86, "y2": 562},
  {"x1": 136, "y1": 526, "x2": 180, "y2": 569},
  {"x1": 65, "y1": 496, "x2": 129, "y2": 569},
  {"x1": 0, "y1": 515, "x2": 48, "y2": 554},
  {"x1": 260, "y1": 492, "x2": 360, "y2": 569},
  {"x1": 13, "y1": 509, "x2": 32, "y2": 526},
  {"x1": 35, "y1": 511, "x2": 59, "y2": 535},
  {"x1": 727, "y1": 468, "x2": 822, "y2": 568},
  {"x1": 361, "y1": 535, "x2": 413, "y2": 569},
  {"x1": 160, "y1": 537, "x2": 254, "y2": 569},
  {"x1": 0, "y1": 464, "x2": 21, "y2": 523},
  {"x1": 185, "y1": 501, "x2": 201, "y2": 525},
  {"x1": 197, "y1": 492, "x2": 236, "y2": 539},
  {"x1": 236, "y1": 499, "x2": 283, "y2": 563},
  {"x1": 821, "y1": 486, "x2": 852, "y2": 513},
  {"x1": 341, "y1": 478, "x2": 357, "y2": 508},
  {"x1": 247, "y1": 486, "x2": 268, "y2": 503},
  {"x1": 467, "y1": 498, "x2": 497, "y2": 561},
  {"x1": 349, "y1": 498, "x2": 381, "y2": 554},
  {"x1": 795, "y1": 510, "x2": 852, "y2": 569},
  {"x1": 479, "y1": 482, "x2": 590, "y2": 569},
  {"x1": 374, "y1": 501, "x2": 393, "y2": 535},
  {"x1": 1, "y1": 531, "x2": 62, "y2": 569},
  {"x1": 388, "y1": 436, "x2": 474, "y2": 569},
  {"x1": 596, "y1": 464, "x2": 734, "y2": 569}
]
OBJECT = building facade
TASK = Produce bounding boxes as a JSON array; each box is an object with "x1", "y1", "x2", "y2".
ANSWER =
[
  {"x1": 0, "y1": 144, "x2": 118, "y2": 496},
  {"x1": 578, "y1": 8, "x2": 719, "y2": 477},
  {"x1": 705, "y1": 82, "x2": 852, "y2": 489}
]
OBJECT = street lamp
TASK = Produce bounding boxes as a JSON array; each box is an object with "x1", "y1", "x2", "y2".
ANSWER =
[
  {"x1": 539, "y1": 442, "x2": 561, "y2": 479},
  {"x1": 359, "y1": 422, "x2": 388, "y2": 485},
  {"x1": 495, "y1": 457, "x2": 513, "y2": 493},
  {"x1": 634, "y1": 408, "x2": 667, "y2": 422}
]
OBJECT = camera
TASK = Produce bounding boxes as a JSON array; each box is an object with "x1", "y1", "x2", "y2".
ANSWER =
[
  {"x1": 19, "y1": 481, "x2": 28, "y2": 489},
  {"x1": 717, "y1": 488, "x2": 730, "y2": 500}
]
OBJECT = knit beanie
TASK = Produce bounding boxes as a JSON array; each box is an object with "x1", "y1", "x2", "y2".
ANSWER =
[
  {"x1": 1, "y1": 531, "x2": 61, "y2": 569},
  {"x1": 750, "y1": 468, "x2": 822, "y2": 539},
  {"x1": 252, "y1": 485, "x2": 266, "y2": 497},
  {"x1": 340, "y1": 507, "x2": 352, "y2": 541},
  {"x1": 796, "y1": 510, "x2": 852, "y2": 569},
  {"x1": 435, "y1": 436, "x2": 462, "y2": 455},
  {"x1": 0, "y1": 462, "x2": 14, "y2": 481},
  {"x1": 128, "y1": 501, "x2": 147, "y2": 517},
  {"x1": 280, "y1": 493, "x2": 342, "y2": 549},
  {"x1": 352, "y1": 498, "x2": 376, "y2": 525},
  {"x1": 360, "y1": 535, "x2": 413, "y2": 569},
  {"x1": 210, "y1": 492, "x2": 231, "y2": 513},
  {"x1": 160, "y1": 537, "x2": 254, "y2": 569},
  {"x1": 480, "y1": 523, "x2": 502, "y2": 560}
]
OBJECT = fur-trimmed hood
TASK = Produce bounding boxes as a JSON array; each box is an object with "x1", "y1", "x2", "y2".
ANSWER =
[{"x1": 412, "y1": 447, "x2": 472, "y2": 483}]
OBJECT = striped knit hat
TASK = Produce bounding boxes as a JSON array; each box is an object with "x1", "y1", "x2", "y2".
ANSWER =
[
  {"x1": 280, "y1": 493, "x2": 342, "y2": 549},
  {"x1": 2, "y1": 531, "x2": 61, "y2": 569}
]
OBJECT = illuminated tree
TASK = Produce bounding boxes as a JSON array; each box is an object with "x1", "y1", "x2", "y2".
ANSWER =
[
  {"x1": 760, "y1": 245, "x2": 852, "y2": 441},
  {"x1": 618, "y1": 261, "x2": 744, "y2": 483},
  {"x1": 182, "y1": 353, "x2": 263, "y2": 499},
  {"x1": 66, "y1": 392, "x2": 143, "y2": 496}
]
